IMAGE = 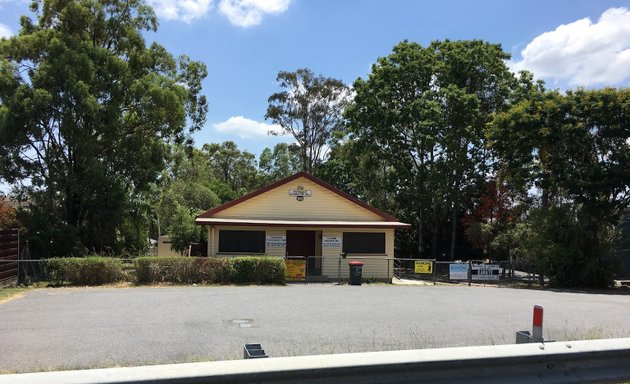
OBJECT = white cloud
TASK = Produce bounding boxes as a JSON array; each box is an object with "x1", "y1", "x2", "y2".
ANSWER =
[
  {"x1": 0, "y1": 23, "x2": 13, "y2": 38},
  {"x1": 148, "y1": 0, "x2": 213, "y2": 23},
  {"x1": 218, "y1": 0, "x2": 290, "y2": 28},
  {"x1": 213, "y1": 116, "x2": 286, "y2": 138},
  {"x1": 147, "y1": 0, "x2": 290, "y2": 26},
  {"x1": 510, "y1": 7, "x2": 630, "y2": 87}
]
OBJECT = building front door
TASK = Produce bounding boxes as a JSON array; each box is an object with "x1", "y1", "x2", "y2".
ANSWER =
[{"x1": 286, "y1": 230, "x2": 320, "y2": 276}]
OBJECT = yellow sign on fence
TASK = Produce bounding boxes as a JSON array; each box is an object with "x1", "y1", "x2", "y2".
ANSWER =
[
  {"x1": 414, "y1": 260, "x2": 433, "y2": 274},
  {"x1": 286, "y1": 259, "x2": 306, "y2": 281}
]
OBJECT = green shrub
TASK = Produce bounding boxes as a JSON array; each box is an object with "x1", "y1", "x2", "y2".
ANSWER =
[
  {"x1": 193, "y1": 257, "x2": 231, "y2": 284},
  {"x1": 44, "y1": 257, "x2": 126, "y2": 286},
  {"x1": 229, "y1": 257, "x2": 258, "y2": 283},
  {"x1": 252, "y1": 257, "x2": 286, "y2": 285},
  {"x1": 228, "y1": 256, "x2": 286, "y2": 285},
  {"x1": 134, "y1": 256, "x2": 285, "y2": 285},
  {"x1": 136, "y1": 257, "x2": 197, "y2": 283}
]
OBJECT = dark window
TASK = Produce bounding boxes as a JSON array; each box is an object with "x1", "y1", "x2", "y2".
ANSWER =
[
  {"x1": 342, "y1": 232, "x2": 386, "y2": 254},
  {"x1": 219, "y1": 230, "x2": 265, "y2": 253}
]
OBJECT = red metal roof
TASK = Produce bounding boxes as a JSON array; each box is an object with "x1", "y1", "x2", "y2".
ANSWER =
[{"x1": 195, "y1": 218, "x2": 411, "y2": 228}]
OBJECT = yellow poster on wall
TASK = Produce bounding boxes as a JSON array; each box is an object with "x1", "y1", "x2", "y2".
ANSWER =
[
  {"x1": 286, "y1": 259, "x2": 306, "y2": 281},
  {"x1": 414, "y1": 260, "x2": 433, "y2": 274}
]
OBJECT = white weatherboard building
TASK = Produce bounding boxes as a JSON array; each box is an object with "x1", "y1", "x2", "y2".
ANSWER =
[{"x1": 195, "y1": 172, "x2": 410, "y2": 280}]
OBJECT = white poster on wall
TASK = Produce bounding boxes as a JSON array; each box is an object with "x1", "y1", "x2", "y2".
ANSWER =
[
  {"x1": 322, "y1": 236, "x2": 342, "y2": 248},
  {"x1": 266, "y1": 236, "x2": 286, "y2": 248}
]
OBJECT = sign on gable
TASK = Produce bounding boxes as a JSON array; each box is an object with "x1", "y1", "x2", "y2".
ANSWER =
[{"x1": 288, "y1": 185, "x2": 312, "y2": 201}]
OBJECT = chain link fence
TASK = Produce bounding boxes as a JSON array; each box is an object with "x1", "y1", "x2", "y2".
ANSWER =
[
  {"x1": 393, "y1": 257, "x2": 546, "y2": 287},
  {"x1": 2, "y1": 253, "x2": 548, "y2": 287}
]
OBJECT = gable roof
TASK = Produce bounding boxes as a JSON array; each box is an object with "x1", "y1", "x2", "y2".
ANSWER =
[{"x1": 196, "y1": 171, "x2": 400, "y2": 222}]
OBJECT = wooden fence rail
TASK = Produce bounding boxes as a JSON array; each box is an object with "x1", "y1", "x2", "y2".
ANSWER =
[{"x1": 0, "y1": 228, "x2": 20, "y2": 285}]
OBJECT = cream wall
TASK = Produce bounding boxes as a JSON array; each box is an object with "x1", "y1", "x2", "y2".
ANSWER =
[
  {"x1": 157, "y1": 235, "x2": 182, "y2": 257},
  {"x1": 206, "y1": 226, "x2": 394, "y2": 280},
  {"x1": 320, "y1": 228, "x2": 395, "y2": 280},
  {"x1": 213, "y1": 177, "x2": 384, "y2": 222}
]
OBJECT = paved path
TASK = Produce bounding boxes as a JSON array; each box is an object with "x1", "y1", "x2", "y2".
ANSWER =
[{"x1": 1, "y1": 285, "x2": 629, "y2": 372}]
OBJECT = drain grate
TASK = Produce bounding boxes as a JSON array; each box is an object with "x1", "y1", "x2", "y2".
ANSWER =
[{"x1": 227, "y1": 319, "x2": 254, "y2": 328}]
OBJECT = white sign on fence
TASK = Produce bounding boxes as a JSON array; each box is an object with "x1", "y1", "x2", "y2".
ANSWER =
[
  {"x1": 266, "y1": 236, "x2": 286, "y2": 248},
  {"x1": 471, "y1": 264, "x2": 500, "y2": 281},
  {"x1": 449, "y1": 263, "x2": 469, "y2": 280},
  {"x1": 322, "y1": 236, "x2": 342, "y2": 248}
]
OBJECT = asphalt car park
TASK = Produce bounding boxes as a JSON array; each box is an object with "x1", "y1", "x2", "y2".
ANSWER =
[{"x1": 1, "y1": 284, "x2": 629, "y2": 373}]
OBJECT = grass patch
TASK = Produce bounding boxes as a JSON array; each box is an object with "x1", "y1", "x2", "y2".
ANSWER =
[
  {"x1": 0, "y1": 354, "x2": 219, "y2": 374},
  {"x1": 0, "y1": 287, "x2": 27, "y2": 303},
  {"x1": 557, "y1": 325, "x2": 630, "y2": 341}
]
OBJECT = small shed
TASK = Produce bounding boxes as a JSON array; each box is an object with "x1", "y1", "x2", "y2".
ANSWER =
[
  {"x1": 195, "y1": 172, "x2": 410, "y2": 280},
  {"x1": 157, "y1": 235, "x2": 181, "y2": 257}
]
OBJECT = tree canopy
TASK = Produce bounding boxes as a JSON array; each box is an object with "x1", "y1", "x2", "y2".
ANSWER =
[
  {"x1": 259, "y1": 142, "x2": 301, "y2": 182},
  {"x1": 266, "y1": 68, "x2": 350, "y2": 174},
  {"x1": 488, "y1": 86, "x2": 630, "y2": 287},
  {"x1": 0, "y1": 0, "x2": 207, "y2": 254},
  {"x1": 344, "y1": 40, "x2": 515, "y2": 259}
]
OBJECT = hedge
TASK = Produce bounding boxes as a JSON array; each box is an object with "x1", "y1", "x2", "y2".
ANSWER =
[
  {"x1": 42, "y1": 256, "x2": 286, "y2": 286},
  {"x1": 44, "y1": 257, "x2": 126, "y2": 286},
  {"x1": 135, "y1": 256, "x2": 286, "y2": 285}
]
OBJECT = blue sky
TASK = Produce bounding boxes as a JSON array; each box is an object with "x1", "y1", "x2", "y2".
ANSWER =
[{"x1": 1, "y1": 0, "x2": 629, "y2": 158}]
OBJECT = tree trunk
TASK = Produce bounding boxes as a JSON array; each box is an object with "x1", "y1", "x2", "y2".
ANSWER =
[
  {"x1": 541, "y1": 187, "x2": 549, "y2": 211},
  {"x1": 431, "y1": 223, "x2": 439, "y2": 259},
  {"x1": 417, "y1": 221, "x2": 423, "y2": 257},
  {"x1": 302, "y1": 149, "x2": 310, "y2": 174},
  {"x1": 449, "y1": 206, "x2": 456, "y2": 261}
]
